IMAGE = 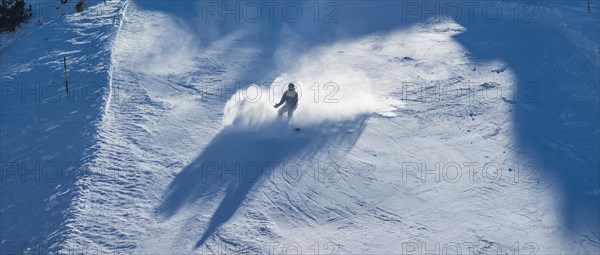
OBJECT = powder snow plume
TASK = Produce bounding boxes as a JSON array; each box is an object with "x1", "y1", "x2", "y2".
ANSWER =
[{"x1": 223, "y1": 43, "x2": 376, "y2": 130}]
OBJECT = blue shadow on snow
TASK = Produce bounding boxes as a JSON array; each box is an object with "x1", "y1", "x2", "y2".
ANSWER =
[{"x1": 158, "y1": 117, "x2": 367, "y2": 248}]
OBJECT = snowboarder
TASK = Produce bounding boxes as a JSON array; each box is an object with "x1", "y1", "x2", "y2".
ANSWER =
[{"x1": 274, "y1": 83, "x2": 298, "y2": 119}]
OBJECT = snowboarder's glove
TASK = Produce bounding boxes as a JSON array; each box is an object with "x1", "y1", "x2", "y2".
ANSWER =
[{"x1": 274, "y1": 103, "x2": 280, "y2": 108}]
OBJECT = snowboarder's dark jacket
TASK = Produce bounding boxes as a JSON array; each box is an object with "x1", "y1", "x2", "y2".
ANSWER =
[{"x1": 276, "y1": 89, "x2": 298, "y2": 107}]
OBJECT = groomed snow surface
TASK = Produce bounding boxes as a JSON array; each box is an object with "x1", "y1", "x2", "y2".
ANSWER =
[{"x1": 1, "y1": 0, "x2": 599, "y2": 254}]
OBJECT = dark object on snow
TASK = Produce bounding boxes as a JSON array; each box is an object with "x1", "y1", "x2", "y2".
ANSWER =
[
  {"x1": 0, "y1": 0, "x2": 32, "y2": 32},
  {"x1": 274, "y1": 83, "x2": 299, "y2": 119},
  {"x1": 75, "y1": 0, "x2": 85, "y2": 13},
  {"x1": 63, "y1": 57, "x2": 69, "y2": 97}
]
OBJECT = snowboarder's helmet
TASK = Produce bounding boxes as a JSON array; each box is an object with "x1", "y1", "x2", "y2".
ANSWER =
[{"x1": 288, "y1": 83, "x2": 295, "y2": 90}]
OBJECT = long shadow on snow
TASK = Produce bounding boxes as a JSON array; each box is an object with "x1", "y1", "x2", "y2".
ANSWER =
[
  {"x1": 158, "y1": 116, "x2": 367, "y2": 248},
  {"x1": 452, "y1": 8, "x2": 599, "y2": 233}
]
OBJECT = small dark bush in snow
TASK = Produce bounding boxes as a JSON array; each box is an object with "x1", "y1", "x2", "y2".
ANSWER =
[
  {"x1": 0, "y1": 0, "x2": 32, "y2": 32},
  {"x1": 75, "y1": 0, "x2": 85, "y2": 13}
]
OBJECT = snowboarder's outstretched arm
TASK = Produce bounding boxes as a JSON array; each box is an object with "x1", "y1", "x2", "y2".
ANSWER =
[
  {"x1": 274, "y1": 94, "x2": 286, "y2": 108},
  {"x1": 274, "y1": 89, "x2": 298, "y2": 108}
]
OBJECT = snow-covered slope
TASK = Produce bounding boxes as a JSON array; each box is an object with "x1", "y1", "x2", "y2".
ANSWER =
[
  {"x1": 1, "y1": 0, "x2": 125, "y2": 253},
  {"x1": 1, "y1": 0, "x2": 598, "y2": 254}
]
